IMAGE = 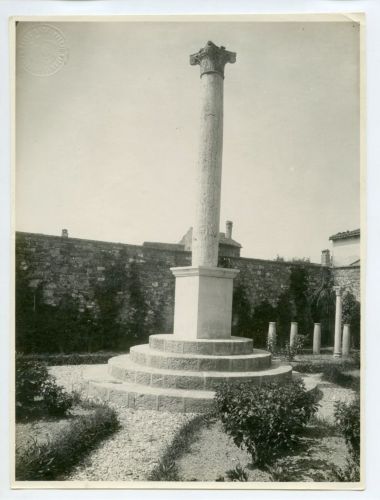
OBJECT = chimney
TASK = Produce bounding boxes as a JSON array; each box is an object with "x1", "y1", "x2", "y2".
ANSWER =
[
  {"x1": 61, "y1": 229, "x2": 68, "y2": 238},
  {"x1": 225, "y1": 220, "x2": 233, "y2": 240},
  {"x1": 321, "y1": 249, "x2": 330, "y2": 267}
]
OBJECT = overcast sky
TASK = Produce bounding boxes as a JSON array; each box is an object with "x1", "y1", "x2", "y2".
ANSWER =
[{"x1": 15, "y1": 20, "x2": 360, "y2": 262}]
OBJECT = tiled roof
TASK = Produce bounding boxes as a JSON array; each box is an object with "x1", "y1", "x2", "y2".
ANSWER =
[
  {"x1": 329, "y1": 229, "x2": 360, "y2": 241},
  {"x1": 218, "y1": 232, "x2": 242, "y2": 248}
]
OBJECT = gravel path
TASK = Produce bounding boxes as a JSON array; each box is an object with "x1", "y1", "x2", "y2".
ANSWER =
[
  {"x1": 48, "y1": 365, "x2": 196, "y2": 481},
  {"x1": 47, "y1": 366, "x2": 358, "y2": 481}
]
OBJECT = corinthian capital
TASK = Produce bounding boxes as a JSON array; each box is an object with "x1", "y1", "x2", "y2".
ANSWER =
[{"x1": 190, "y1": 41, "x2": 236, "y2": 78}]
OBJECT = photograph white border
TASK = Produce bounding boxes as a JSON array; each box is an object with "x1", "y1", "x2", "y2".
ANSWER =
[{"x1": 1, "y1": 1, "x2": 379, "y2": 499}]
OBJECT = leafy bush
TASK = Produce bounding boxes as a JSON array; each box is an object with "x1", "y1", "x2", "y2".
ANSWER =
[
  {"x1": 215, "y1": 379, "x2": 319, "y2": 466},
  {"x1": 40, "y1": 381, "x2": 73, "y2": 416},
  {"x1": 328, "y1": 396, "x2": 360, "y2": 482},
  {"x1": 225, "y1": 464, "x2": 248, "y2": 481},
  {"x1": 16, "y1": 403, "x2": 120, "y2": 480},
  {"x1": 329, "y1": 455, "x2": 360, "y2": 482},
  {"x1": 334, "y1": 396, "x2": 360, "y2": 462},
  {"x1": 281, "y1": 334, "x2": 306, "y2": 361},
  {"x1": 16, "y1": 355, "x2": 50, "y2": 408},
  {"x1": 16, "y1": 354, "x2": 73, "y2": 419}
]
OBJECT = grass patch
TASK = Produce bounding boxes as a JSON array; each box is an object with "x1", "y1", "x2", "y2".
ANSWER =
[
  {"x1": 148, "y1": 413, "x2": 214, "y2": 481},
  {"x1": 15, "y1": 400, "x2": 120, "y2": 481}
]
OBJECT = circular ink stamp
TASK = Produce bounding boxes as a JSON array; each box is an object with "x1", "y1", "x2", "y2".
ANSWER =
[{"x1": 18, "y1": 24, "x2": 68, "y2": 77}]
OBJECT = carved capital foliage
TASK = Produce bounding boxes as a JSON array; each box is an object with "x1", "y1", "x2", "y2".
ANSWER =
[{"x1": 190, "y1": 41, "x2": 236, "y2": 78}]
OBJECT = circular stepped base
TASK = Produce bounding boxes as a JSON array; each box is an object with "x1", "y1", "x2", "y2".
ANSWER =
[
  {"x1": 149, "y1": 334, "x2": 253, "y2": 355},
  {"x1": 130, "y1": 344, "x2": 271, "y2": 371},
  {"x1": 83, "y1": 363, "x2": 293, "y2": 413},
  {"x1": 82, "y1": 335, "x2": 293, "y2": 412},
  {"x1": 109, "y1": 354, "x2": 292, "y2": 391}
]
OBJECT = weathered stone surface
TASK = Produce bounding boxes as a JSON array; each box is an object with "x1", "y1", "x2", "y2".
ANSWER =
[
  {"x1": 334, "y1": 286, "x2": 343, "y2": 357},
  {"x1": 84, "y1": 359, "x2": 293, "y2": 412},
  {"x1": 171, "y1": 266, "x2": 239, "y2": 340},
  {"x1": 342, "y1": 324, "x2": 351, "y2": 357},
  {"x1": 190, "y1": 42, "x2": 236, "y2": 267},
  {"x1": 129, "y1": 345, "x2": 271, "y2": 372},
  {"x1": 16, "y1": 231, "x2": 328, "y2": 331},
  {"x1": 149, "y1": 334, "x2": 253, "y2": 355},
  {"x1": 107, "y1": 354, "x2": 289, "y2": 391},
  {"x1": 332, "y1": 266, "x2": 360, "y2": 301},
  {"x1": 313, "y1": 323, "x2": 321, "y2": 355}
]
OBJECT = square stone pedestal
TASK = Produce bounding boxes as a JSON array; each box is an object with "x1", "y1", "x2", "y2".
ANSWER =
[{"x1": 170, "y1": 266, "x2": 239, "y2": 340}]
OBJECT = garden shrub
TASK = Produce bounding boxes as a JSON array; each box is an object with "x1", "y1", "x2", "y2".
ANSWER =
[
  {"x1": 16, "y1": 354, "x2": 50, "y2": 408},
  {"x1": 16, "y1": 354, "x2": 73, "y2": 419},
  {"x1": 16, "y1": 403, "x2": 120, "y2": 480},
  {"x1": 277, "y1": 334, "x2": 306, "y2": 361},
  {"x1": 215, "y1": 379, "x2": 319, "y2": 466},
  {"x1": 40, "y1": 381, "x2": 74, "y2": 416},
  {"x1": 225, "y1": 464, "x2": 248, "y2": 481},
  {"x1": 328, "y1": 396, "x2": 360, "y2": 482},
  {"x1": 334, "y1": 396, "x2": 360, "y2": 462}
]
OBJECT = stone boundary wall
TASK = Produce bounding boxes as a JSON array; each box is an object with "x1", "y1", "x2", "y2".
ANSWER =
[
  {"x1": 332, "y1": 265, "x2": 360, "y2": 301},
  {"x1": 15, "y1": 231, "x2": 329, "y2": 334}
]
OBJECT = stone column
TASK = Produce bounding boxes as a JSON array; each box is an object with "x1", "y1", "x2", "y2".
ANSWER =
[
  {"x1": 190, "y1": 41, "x2": 236, "y2": 267},
  {"x1": 342, "y1": 324, "x2": 351, "y2": 357},
  {"x1": 313, "y1": 323, "x2": 321, "y2": 355},
  {"x1": 333, "y1": 286, "x2": 343, "y2": 357},
  {"x1": 290, "y1": 322, "x2": 298, "y2": 348},
  {"x1": 267, "y1": 322, "x2": 277, "y2": 350},
  {"x1": 170, "y1": 42, "x2": 238, "y2": 340}
]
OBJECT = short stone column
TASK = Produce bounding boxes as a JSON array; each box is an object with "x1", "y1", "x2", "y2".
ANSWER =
[
  {"x1": 313, "y1": 323, "x2": 321, "y2": 355},
  {"x1": 290, "y1": 322, "x2": 298, "y2": 348},
  {"x1": 333, "y1": 286, "x2": 343, "y2": 358},
  {"x1": 267, "y1": 322, "x2": 277, "y2": 350},
  {"x1": 342, "y1": 324, "x2": 351, "y2": 357}
]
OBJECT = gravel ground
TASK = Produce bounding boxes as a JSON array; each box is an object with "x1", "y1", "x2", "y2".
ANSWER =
[
  {"x1": 48, "y1": 365, "x2": 196, "y2": 481},
  {"x1": 45, "y1": 366, "x2": 358, "y2": 482}
]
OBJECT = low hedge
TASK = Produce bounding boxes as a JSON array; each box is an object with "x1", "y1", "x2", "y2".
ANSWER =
[
  {"x1": 19, "y1": 352, "x2": 120, "y2": 366},
  {"x1": 16, "y1": 403, "x2": 120, "y2": 481},
  {"x1": 292, "y1": 362, "x2": 360, "y2": 391},
  {"x1": 148, "y1": 414, "x2": 209, "y2": 481}
]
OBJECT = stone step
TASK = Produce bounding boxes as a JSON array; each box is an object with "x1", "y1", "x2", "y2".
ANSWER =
[
  {"x1": 108, "y1": 354, "x2": 292, "y2": 391},
  {"x1": 130, "y1": 343, "x2": 271, "y2": 372},
  {"x1": 149, "y1": 334, "x2": 253, "y2": 355},
  {"x1": 83, "y1": 363, "x2": 293, "y2": 413}
]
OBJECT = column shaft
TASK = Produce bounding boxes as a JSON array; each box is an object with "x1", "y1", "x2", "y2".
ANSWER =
[
  {"x1": 267, "y1": 322, "x2": 277, "y2": 351},
  {"x1": 290, "y1": 322, "x2": 298, "y2": 348},
  {"x1": 192, "y1": 74, "x2": 224, "y2": 267},
  {"x1": 313, "y1": 323, "x2": 321, "y2": 355},
  {"x1": 334, "y1": 291, "x2": 342, "y2": 357},
  {"x1": 342, "y1": 324, "x2": 351, "y2": 357}
]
